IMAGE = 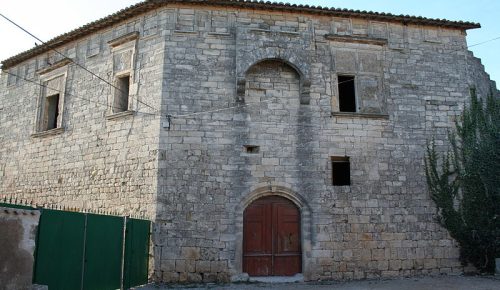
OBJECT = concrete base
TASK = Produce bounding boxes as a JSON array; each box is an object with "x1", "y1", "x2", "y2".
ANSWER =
[{"x1": 248, "y1": 274, "x2": 304, "y2": 283}]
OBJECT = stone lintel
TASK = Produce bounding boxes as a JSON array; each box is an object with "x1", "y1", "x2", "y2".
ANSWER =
[
  {"x1": 107, "y1": 31, "x2": 139, "y2": 47},
  {"x1": 105, "y1": 110, "x2": 135, "y2": 120},
  {"x1": 325, "y1": 34, "x2": 388, "y2": 46},
  {"x1": 36, "y1": 58, "x2": 72, "y2": 75}
]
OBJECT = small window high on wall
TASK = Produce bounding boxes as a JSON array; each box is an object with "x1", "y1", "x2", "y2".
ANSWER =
[
  {"x1": 331, "y1": 156, "x2": 350, "y2": 186},
  {"x1": 44, "y1": 93, "x2": 60, "y2": 130},
  {"x1": 36, "y1": 72, "x2": 67, "y2": 133},
  {"x1": 337, "y1": 75, "x2": 356, "y2": 112},
  {"x1": 113, "y1": 75, "x2": 130, "y2": 113}
]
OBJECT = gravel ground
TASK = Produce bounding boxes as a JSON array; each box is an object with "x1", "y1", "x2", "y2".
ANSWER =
[{"x1": 136, "y1": 275, "x2": 500, "y2": 290}]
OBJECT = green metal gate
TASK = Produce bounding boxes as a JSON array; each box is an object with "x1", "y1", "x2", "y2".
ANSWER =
[
  {"x1": 123, "y1": 218, "x2": 151, "y2": 289},
  {"x1": 31, "y1": 208, "x2": 150, "y2": 290},
  {"x1": 33, "y1": 210, "x2": 86, "y2": 289}
]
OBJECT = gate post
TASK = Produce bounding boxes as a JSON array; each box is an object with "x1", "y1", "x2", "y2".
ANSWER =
[
  {"x1": 120, "y1": 216, "x2": 128, "y2": 290},
  {"x1": 80, "y1": 213, "x2": 88, "y2": 290}
]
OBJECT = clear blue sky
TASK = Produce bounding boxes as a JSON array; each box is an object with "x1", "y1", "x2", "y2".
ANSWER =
[{"x1": 1, "y1": 0, "x2": 498, "y2": 84}]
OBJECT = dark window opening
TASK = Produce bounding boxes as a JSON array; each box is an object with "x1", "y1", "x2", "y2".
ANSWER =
[
  {"x1": 114, "y1": 75, "x2": 130, "y2": 113},
  {"x1": 331, "y1": 156, "x2": 350, "y2": 186},
  {"x1": 338, "y1": 75, "x2": 356, "y2": 112},
  {"x1": 46, "y1": 93, "x2": 60, "y2": 130},
  {"x1": 244, "y1": 145, "x2": 260, "y2": 154}
]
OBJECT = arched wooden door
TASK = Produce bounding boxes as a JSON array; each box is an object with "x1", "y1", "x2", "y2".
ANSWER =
[{"x1": 243, "y1": 196, "x2": 301, "y2": 276}]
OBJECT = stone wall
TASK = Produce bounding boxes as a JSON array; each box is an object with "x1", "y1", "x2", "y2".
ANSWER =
[
  {"x1": 0, "y1": 8, "x2": 166, "y2": 220},
  {"x1": 0, "y1": 207, "x2": 40, "y2": 290},
  {"x1": 0, "y1": 2, "x2": 497, "y2": 284},
  {"x1": 466, "y1": 51, "x2": 499, "y2": 99},
  {"x1": 154, "y1": 5, "x2": 480, "y2": 282}
]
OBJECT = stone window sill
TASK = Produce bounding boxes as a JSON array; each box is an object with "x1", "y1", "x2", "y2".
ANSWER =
[
  {"x1": 331, "y1": 112, "x2": 389, "y2": 119},
  {"x1": 174, "y1": 30, "x2": 198, "y2": 35},
  {"x1": 207, "y1": 32, "x2": 232, "y2": 37},
  {"x1": 249, "y1": 28, "x2": 300, "y2": 36},
  {"x1": 86, "y1": 52, "x2": 99, "y2": 59},
  {"x1": 106, "y1": 110, "x2": 135, "y2": 120},
  {"x1": 31, "y1": 127, "x2": 65, "y2": 138}
]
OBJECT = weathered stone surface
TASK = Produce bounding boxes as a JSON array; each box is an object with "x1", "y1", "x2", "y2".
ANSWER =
[
  {"x1": 0, "y1": 2, "x2": 498, "y2": 284},
  {"x1": 0, "y1": 208, "x2": 40, "y2": 290}
]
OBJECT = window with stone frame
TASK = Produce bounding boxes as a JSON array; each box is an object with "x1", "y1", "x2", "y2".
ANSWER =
[
  {"x1": 35, "y1": 65, "x2": 68, "y2": 133},
  {"x1": 108, "y1": 32, "x2": 138, "y2": 116},
  {"x1": 337, "y1": 75, "x2": 357, "y2": 112},
  {"x1": 331, "y1": 47, "x2": 385, "y2": 115}
]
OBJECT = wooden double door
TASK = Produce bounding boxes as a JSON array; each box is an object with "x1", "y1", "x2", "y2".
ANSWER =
[{"x1": 243, "y1": 196, "x2": 302, "y2": 276}]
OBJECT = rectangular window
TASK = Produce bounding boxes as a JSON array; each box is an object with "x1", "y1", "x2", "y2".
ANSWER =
[
  {"x1": 113, "y1": 75, "x2": 130, "y2": 113},
  {"x1": 44, "y1": 93, "x2": 60, "y2": 130},
  {"x1": 244, "y1": 145, "x2": 260, "y2": 154},
  {"x1": 338, "y1": 75, "x2": 356, "y2": 112},
  {"x1": 331, "y1": 156, "x2": 350, "y2": 186},
  {"x1": 34, "y1": 64, "x2": 68, "y2": 135}
]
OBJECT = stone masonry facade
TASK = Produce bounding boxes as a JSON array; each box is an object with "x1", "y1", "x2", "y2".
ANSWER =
[{"x1": 0, "y1": 0, "x2": 498, "y2": 284}]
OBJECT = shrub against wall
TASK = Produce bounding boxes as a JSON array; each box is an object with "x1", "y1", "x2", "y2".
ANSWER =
[{"x1": 425, "y1": 88, "x2": 500, "y2": 273}]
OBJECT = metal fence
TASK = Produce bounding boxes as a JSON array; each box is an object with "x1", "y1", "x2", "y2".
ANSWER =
[{"x1": 1, "y1": 203, "x2": 150, "y2": 290}]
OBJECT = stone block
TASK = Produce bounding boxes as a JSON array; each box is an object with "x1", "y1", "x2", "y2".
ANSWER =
[
  {"x1": 175, "y1": 260, "x2": 186, "y2": 272},
  {"x1": 181, "y1": 247, "x2": 200, "y2": 260},
  {"x1": 196, "y1": 261, "x2": 211, "y2": 273}
]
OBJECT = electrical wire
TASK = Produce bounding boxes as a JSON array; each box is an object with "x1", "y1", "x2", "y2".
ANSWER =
[
  {"x1": 169, "y1": 77, "x2": 357, "y2": 118},
  {"x1": 2, "y1": 70, "x2": 158, "y2": 116},
  {"x1": 3, "y1": 11, "x2": 497, "y2": 121},
  {"x1": 171, "y1": 98, "x2": 275, "y2": 118},
  {"x1": 0, "y1": 11, "x2": 363, "y2": 120},
  {"x1": 468, "y1": 36, "x2": 500, "y2": 48},
  {"x1": 0, "y1": 12, "x2": 161, "y2": 114}
]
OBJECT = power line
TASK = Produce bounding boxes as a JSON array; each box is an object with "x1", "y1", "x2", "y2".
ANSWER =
[
  {"x1": 4, "y1": 8, "x2": 496, "y2": 121},
  {"x1": 468, "y1": 36, "x2": 500, "y2": 48},
  {"x1": 0, "y1": 12, "x2": 161, "y2": 114},
  {"x1": 171, "y1": 98, "x2": 276, "y2": 118},
  {"x1": 170, "y1": 77, "x2": 357, "y2": 118},
  {"x1": 0, "y1": 12, "x2": 362, "y2": 120},
  {"x1": 2, "y1": 70, "x2": 158, "y2": 116}
]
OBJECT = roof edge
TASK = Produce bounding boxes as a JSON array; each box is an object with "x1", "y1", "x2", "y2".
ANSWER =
[{"x1": 1, "y1": 0, "x2": 480, "y2": 69}]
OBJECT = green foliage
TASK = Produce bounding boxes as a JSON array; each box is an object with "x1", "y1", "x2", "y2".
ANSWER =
[{"x1": 425, "y1": 88, "x2": 500, "y2": 273}]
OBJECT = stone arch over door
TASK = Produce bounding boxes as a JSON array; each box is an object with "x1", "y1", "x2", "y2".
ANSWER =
[{"x1": 233, "y1": 186, "x2": 313, "y2": 279}]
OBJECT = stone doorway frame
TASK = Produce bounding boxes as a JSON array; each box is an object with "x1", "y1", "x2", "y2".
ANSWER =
[{"x1": 234, "y1": 185, "x2": 313, "y2": 280}]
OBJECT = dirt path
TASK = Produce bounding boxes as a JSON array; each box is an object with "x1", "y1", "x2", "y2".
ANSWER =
[{"x1": 137, "y1": 275, "x2": 500, "y2": 290}]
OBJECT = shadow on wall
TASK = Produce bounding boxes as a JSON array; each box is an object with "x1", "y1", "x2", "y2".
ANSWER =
[{"x1": 0, "y1": 207, "x2": 40, "y2": 290}]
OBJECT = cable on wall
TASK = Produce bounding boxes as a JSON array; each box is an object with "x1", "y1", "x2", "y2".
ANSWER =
[
  {"x1": 3, "y1": 70, "x2": 158, "y2": 116},
  {"x1": 0, "y1": 12, "x2": 161, "y2": 114}
]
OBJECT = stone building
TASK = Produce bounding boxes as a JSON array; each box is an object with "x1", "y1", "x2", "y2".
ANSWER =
[{"x1": 0, "y1": 0, "x2": 498, "y2": 283}]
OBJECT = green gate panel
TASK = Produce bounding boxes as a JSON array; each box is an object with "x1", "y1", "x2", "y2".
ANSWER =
[
  {"x1": 33, "y1": 209, "x2": 85, "y2": 290},
  {"x1": 123, "y1": 218, "x2": 151, "y2": 289},
  {"x1": 83, "y1": 214, "x2": 123, "y2": 290}
]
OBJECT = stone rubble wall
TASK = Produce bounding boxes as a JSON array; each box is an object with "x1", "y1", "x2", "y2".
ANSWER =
[{"x1": 466, "y1": 51, "x2": 499, "y2": 99}]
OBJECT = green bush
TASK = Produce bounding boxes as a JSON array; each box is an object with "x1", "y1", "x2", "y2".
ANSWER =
[{"x1": 425, "y1": 88, "x2": 500, "y2": 273}]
